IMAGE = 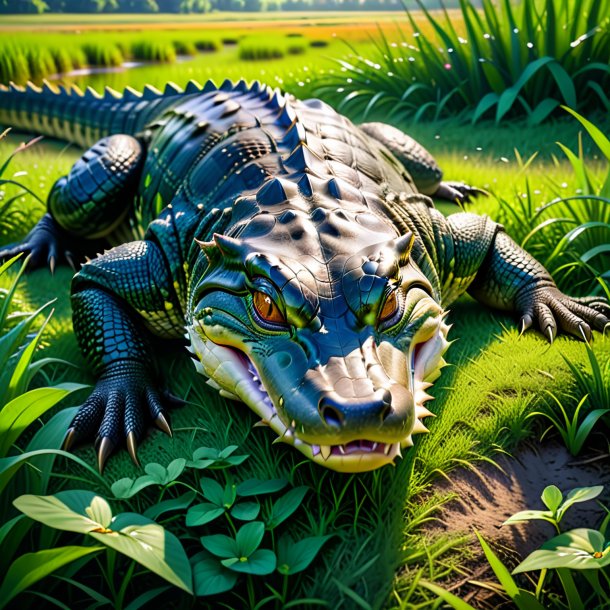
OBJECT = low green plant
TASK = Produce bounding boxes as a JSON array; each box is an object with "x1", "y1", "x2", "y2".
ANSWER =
[
  {"x1": 529, "y1": 392, "x2": 609, "y2": 456},
  {"x1": 504, "y1": 484, "x2": 604, "y2": 533},
  {"x1": 564, "y1": 340, "x2": 610, "y2": 412},
  {"x1": 424, "y1": 484, "x2": 610, "y2": 609},
  {"x1": 315, "y1": 0, "x2": 610, "y2": 124}
]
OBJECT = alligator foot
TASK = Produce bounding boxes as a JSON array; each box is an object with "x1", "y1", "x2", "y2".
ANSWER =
[
  {"x1": 62, "y1": 363, "x2": 182, "y2": 472},
  {"x1": 433, "y1": 181, "x2": 488, "y2": 204},
  {"x1": 0, "y1": 213, "x2": 104, "y2": 272},
  {"x1": 517, "y1": 287, "x2": 610, "y2": 343}
]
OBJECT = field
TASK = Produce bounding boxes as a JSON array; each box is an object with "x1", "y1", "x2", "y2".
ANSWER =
[{"x1": 1, "y1": 8, "x2": 610, "y2": 610}]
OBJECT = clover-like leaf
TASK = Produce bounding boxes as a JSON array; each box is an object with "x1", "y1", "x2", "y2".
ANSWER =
[
  {"x1": 166, "y1": 458, "x2": 186, "y2": 481},
  {"x1": 276, "y1": 534, "x2": 332, "y2": 575},
  {"x1": 111, "y1": 475, "x2": 156, "y2": 499},
  {"x1": 513, "y1": 528, "x2": 610, "y2": 573},
  {"x1": 187, "y1": 503, "x2": 225, "y2": 527},
  {"x1": 266, "y1": 486, "x2": 308, "y2": 529},
  {"x1": 201, "y1": 533, "x2": 238, "y2": 559},
  {"x1": 221, "y1": 549, "x2": 276, "y2": 575},
  {"x1": 236, "y1": 478, "x2": 288, "y2": 497},
  {"x1": 144, "y1": 462, "x2": 167, "y2": 483},
  {"x1": 191, "y1": 551, "x2": 238, "y2": 596},
  {"x1": 200, "y1": 477, "x2": 224, "y2": 506},
  {"x1": 231, "y1": 502, "x2": 260, "y2": 521},
  {"x1": 236, "y1": 521, "x2": 265, "y2": 557}
]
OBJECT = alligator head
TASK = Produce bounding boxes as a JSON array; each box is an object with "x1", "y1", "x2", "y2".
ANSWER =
[{"x1": 186, "y1": 178, "x2": 450, "y2": 472}]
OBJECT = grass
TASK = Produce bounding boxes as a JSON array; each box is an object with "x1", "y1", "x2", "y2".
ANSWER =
[
  {"x1": 1, "y1": 115, "x2": 609, "y2": 607},
  {"x1": 313, "y1": 0, "x2": 610, "y2": 124},
  {"x1": 1, "y1": 10, "x2": 610, "y2": 607}
]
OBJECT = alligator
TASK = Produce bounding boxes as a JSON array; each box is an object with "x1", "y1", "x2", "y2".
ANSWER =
[{"x1": 1, "y1": 79, "x2": 608, "y2": 473}]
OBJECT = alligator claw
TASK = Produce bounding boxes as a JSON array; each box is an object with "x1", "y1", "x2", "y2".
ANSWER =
[
  {"x1": 155, "y1": 412, "x2": 173, "y2": 437},
  {"x1": 96, "y1": 436, "x2": 114, "y2": 474},
  {"x1": 126, "y1": 431, "x2": 140, "y2": 467},
  {"x1": 62, "y1": 427, "x2": 77, "y2": 452},
  {"x1": 518, "y1": 287, "x2": 609, "y2": 343}
]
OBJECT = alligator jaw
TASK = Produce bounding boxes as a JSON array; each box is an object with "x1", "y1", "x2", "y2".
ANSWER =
[{"x1": 186, "y1": 316, "x2": 449, "y2": 473}]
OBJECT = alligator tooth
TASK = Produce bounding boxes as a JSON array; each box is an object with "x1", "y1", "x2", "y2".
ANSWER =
[
  {"x1": 372, "y1": 442, "x2": 378, "y2": 451},
  {"x1": 320, "y1": 445, "x2": 331, "y2": 460},
  {"x1": 193, "y1": 360, "x2": 205, "y2": 374},
  {"x1": 311, "y1": 444, "x2": 320, "y2": 456},
  {"x1": 219, "y1": 389, "x2": 239, "y2": 400},
  {"x1": 291, "y1": 420, "x2": 296, "y2": 428},
  {"x1": 252, "y1": 375, "x2": 259, "y2": 382},
  {"x1": 401, "y1": 435, "x2": 414, "y2": 448},
  {"x1": 383, "y1": 443, "x2": 391, "y2": 456},
  {"x1": 412, "y1": 419, "x2": 429, "y2": 434},
  {"x1": 396, "y1": 444, "x2": 402, "y2": 458},
  {"x1": 339, "y1": 445, "x2": 346, "y2": 455},
  {"x1": 415, "y1": 405, "x2": 434, "y2": 419},
  {"x1": 279, "y1": 397, "x2": 284, "y2": 407},
  {"x1": 254, "y1": 420, "x2": 269, "y2": 427}
]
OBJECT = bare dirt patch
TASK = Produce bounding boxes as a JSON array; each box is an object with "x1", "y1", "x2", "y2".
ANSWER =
[{"x1": 425, "y1": 440, "x2": 610, "y2": 607}]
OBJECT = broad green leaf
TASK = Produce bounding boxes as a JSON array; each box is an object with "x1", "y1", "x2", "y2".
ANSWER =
[
  {"x1": 0, "y1": 546, "x2": 102, "y2": 608},
  {"x1": 231, "y1": 502, "x2": 260, "y2": 521},
  {"x1": 419, "y1": 580, "x2": 477, "y2": 610},
  {"x1": 276, "y1": 535, "x2": 332, "y2": 575},
  {"x1": 201, "y1": 533, "x2": 238, "y2": 559},
  {"x1": 200, "y1": 477, "x2": 225, "y2": 506},
  {"x1": 559, "y1": 486, "x2": 604, "y2": 517},
  {"x1": 0, "y1": 384, "x2": 85, "y2": 457},
  {"x1": 236, "y1": 478, "x2": 288, "y2": 497},
  {"x1": 236, "y1": 521, "x2": 265, "y2": 556},
  {"x1": 94, "y1": 512, "x2": 192, "y2": 593},
  {"x1": 143, "y1": 491, "x2": 196, "y2": 521},
  {"x1": 541, "y1": 485, "x2": 563, "y2": 513},
  {"x1": 218, "y1": 445, "x2": 239, "y2": 459},
  {"x1": 503, "y1": 509, "x2": 554, "y2": 526},
  {"x1": 85, "y1": 496, "x2": 113, "y2": 529},
  {"x1": 266, "y1": 486, "x2": 308, "y2": 529},
  {"x1": 14, "y1": 491, "x2": 108, "y2": 533},
  {"x1": 186, "y1": 503, "x2": 225, "y2": 527},
  {"x1": 191, "y1": 551, "x2": 238, "y2": 596},
  {"x1": 222, "y1": 549, "x2": 276, "y2": 575},
  {"x1": 563, "y1": 107, "x2": 610, "y2": 162},
  {"x1": 514, "y1": 529, "x2": 610, "y2": 573}
]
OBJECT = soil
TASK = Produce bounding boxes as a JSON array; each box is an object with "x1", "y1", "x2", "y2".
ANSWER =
[{"x1": 424, "y1": 440, "x2": 610, "y2": 608}]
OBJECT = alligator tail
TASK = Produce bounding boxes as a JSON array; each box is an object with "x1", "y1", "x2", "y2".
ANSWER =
[{"x1": 0, "y1": 79, "x2": 206, "y2": 148}]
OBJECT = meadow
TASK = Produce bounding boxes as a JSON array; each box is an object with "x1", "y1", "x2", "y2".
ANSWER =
[{"x1": 1, "y1": 5, "x2": 610, "y2": 609}]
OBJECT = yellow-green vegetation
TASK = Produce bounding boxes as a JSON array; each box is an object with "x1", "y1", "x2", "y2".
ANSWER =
[
  {"x1": 1, "y1": 112, "x2": 609, "y2": 607},
  {"x1": 1, "y1": 6, "x2": 609, "y2": 607}
]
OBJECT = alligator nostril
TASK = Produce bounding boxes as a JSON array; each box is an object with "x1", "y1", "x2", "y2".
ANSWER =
[
  {"x1": 319, "y1": 403, "x2": 344, "y2": 428},
  {"x1": 381, "y1": 390, "x2": 393, "y2": 421},
  {"x1": 381, "y1": 404, "x2": 393, "y2": 421}
]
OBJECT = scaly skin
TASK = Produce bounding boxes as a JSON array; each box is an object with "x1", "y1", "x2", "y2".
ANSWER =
[{"x1": 1, "y1": 79, "x2": 608, "y2": 473}]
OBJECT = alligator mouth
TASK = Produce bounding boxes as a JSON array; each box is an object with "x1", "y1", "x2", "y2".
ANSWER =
[{"x1": 186, "y1": 318, "x2": 449, "y2": 473}]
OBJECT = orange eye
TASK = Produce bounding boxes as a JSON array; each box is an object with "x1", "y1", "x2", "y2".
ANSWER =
[
  {"x1": 253, "y1": 291, "x2": 286, "y2": 325},
  {"x1": 379, "y1": 291, "x2": 398, "y2": 322}
]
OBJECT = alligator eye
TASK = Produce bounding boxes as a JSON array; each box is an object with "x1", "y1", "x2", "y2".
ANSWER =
[
  {"x1": 253, "y1": 291, "x2": 286, "y2": 325},
  {"x1": 379, "y1": 290, "x2": 398, "y2": 323}
]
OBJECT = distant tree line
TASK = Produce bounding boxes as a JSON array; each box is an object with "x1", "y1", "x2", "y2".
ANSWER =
[{"x1": 0, "y1": 0, "x2": 416, "y2": 12}]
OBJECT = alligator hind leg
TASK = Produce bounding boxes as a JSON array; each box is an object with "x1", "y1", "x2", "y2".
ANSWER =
[
  {"x1": 359, "y1": 122, "x2": 486, "y2": 203},
  {"x1": 0, "y1": 134, "x2": 144, "y2": 270}
]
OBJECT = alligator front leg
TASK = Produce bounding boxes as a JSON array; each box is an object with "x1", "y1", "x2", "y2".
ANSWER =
[
  {"x1": 64, "y1": 239, "x2": 184, "y2": 471},
  {"x1": 455, "y1": 217, "x2": 610, "y2": 341},
  {"x1": 0, "y1": 134, "x2": 143, "y2": 270}
]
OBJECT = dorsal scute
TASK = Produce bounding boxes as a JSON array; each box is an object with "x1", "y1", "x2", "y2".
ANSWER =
[{"x1": 256, "y1": 177, "x2": 298, "y2": 206}]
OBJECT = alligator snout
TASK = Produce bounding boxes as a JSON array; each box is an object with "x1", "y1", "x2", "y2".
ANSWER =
[{"x1": 318, "y1": 387, "x2": 394, "y2": 428}]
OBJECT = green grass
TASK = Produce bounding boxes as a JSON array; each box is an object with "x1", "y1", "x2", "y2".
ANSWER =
[{"x1": 1, "y1": 116, "x2": 609, "y2": 607}]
